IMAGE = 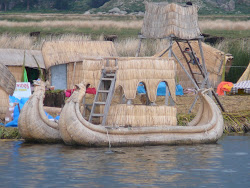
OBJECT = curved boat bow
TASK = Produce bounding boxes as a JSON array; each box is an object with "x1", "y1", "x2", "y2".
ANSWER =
[{"x1": 18, "y1": 81, "x2": 61, "y2": 143}]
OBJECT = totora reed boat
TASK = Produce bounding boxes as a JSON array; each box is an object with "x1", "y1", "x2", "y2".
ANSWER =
[
  {"x1": 18, "y1": 81, "x2": 62, "y2": 143},
  {"x1": 58, "y1": 57, "x2": 224, "y2": 147}
]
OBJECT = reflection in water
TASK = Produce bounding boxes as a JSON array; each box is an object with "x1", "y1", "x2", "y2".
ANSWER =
[{"x1": 0, "y1": 134, "x2": 249, "y2": 187}]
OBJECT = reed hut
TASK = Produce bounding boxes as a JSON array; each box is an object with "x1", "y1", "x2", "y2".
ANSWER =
[
  {"x1": 0, "y1": 64, "x2": 16, "y2": 120},
  {"x1": 41, "y1": 41, "x2": 118, "y2": 89},
  {"x1": 0, "y1": 49, "x2": 45, "y2": 82},
  {"x1": 141, "y1": 2, "x2": 201, "y2": 40},
  {"x1": 155, "y1": 41, "x2": 231, "y2": 89},
  {"x1": 237, "y1": 62, "x2": 250, "y2": 83}
]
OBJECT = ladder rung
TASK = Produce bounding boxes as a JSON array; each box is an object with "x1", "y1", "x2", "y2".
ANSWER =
[
  {"x1": 197, "y1": 82, "x2": 207, "y2": 85},
  {"x1": 95, "y1": 102, "x2": 106, "y2": 105},
  {"x1": 98, "y1": 90, "x2": 109, "y2": 93},
  {"x1": 106, "y1": 73, "x2": 115, "y2": 77},
  {"x1": 193, "y1": 72, "x2": 202, "y2": 75},
  {"x1": 102, "y1": 78, "x2": 114, "y2": 81},
  {"x1": 92, "y1": 113, "x2": 104, "y2": 117}
]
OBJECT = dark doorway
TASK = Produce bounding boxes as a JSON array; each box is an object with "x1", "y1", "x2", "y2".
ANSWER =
[{"x1": 26, "y1": 67, "x2": 39, "y2": 84}]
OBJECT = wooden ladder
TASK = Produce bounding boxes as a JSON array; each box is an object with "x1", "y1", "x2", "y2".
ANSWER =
[
  {"x1": 176, "y1": 40, "x2": 225, "y2": 112},
  {"x1": 88, "y1": 59, "x2": 117, "y2": 125}
]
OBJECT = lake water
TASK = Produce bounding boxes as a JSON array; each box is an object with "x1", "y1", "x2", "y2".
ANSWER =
[{"x1": 0, "y1": 134, "x2": 249, "y2": 187}]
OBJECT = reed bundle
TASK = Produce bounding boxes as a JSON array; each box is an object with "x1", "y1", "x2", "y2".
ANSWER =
[
  {"x1": 42, "y1": 41, "x2": 118, "y2": 69},
  {"x1": 141, "y1": 2, "x2": 201, "y2": 39},
  {"x1": 116, "y1": 57, "x2": 176, "y2": 102},
  {"x1": 106, "y1": 104, "x2": 177, "y2": 127}
]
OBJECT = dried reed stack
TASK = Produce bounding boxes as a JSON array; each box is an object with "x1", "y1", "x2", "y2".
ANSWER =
[
  {"x1": 141, "y1": 2, "x2": 201, "y2": 39},
  {"x1": 0, "y1": 64, "x2": 16, "y2": 120},
  {"x1": 42, "y1": 41, "x2": 118, "y2": 69},
  {"x1": 155, "y1": 41, "x2": 226, "y2": 88},
  {"x1": 116, "y1": 57, "x2": 176, "y2": 102},
  {"x1": 106, "y1": 104, "x2": 177, "y2": 127},
  {"x1": 237, "y1": 62, "x2": 250, "y2": 83}
]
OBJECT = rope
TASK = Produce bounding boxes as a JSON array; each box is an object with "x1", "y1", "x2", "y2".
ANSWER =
[{"x1": 106, "y1": 129, "x2": 111, "y2": 149}]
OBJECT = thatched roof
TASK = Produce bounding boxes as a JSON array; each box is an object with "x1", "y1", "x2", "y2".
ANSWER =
[
  {"x1": 141, "y1": 2, "x2": 201, "y2": 39},
  {"x1": 155, "y1": 41, "x2": 226, "y2": 88},
  {"x1": 237, "y1": 62, "x2": 250, "y2": 83},
  {"x1": 42, "y1": 41, "x2": 118, "y2": 69},
  {"x1": 0, "y1": 49, "x2": 45, "y2": 69},
  {"x1": 0, "y1": 63, "x2": 16, "y2": 95}
]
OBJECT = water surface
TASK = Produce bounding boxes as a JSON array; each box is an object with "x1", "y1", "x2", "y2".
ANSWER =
[{"x1": 0, "y1": 134, "x2": 249, "y2": 187}]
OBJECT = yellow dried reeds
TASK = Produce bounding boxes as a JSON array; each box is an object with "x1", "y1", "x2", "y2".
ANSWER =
[
  {"x1": 106, "y1": 104, "x2": 177, "y2": 127},
  {"x1": 116, "y1": 57, "x2": 176, "y2": 102},
  {"x1": 142, "y1": 3, "x2": 201, "y2": 39},
  {"x1": 42, "y1": 41, "x2": 118, "y2": 69},
  {"x1": 0, "y1": 20, "x2": 142, "y2": 30}
]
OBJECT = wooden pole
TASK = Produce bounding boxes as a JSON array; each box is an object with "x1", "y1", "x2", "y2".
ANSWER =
[
  {"x1": 172, "y1": 51, "x2": 199, "y2": 90},
  {"x1": 135, "y1": 38, "x2": 142, "y2": 57},
  {"x1": 71, "y1": 62, "x2": 76, "y2": 89}
]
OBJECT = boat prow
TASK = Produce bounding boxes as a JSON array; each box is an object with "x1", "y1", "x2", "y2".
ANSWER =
[
  {"x1": 59, "y1": 83, "x2": 224, "y2": 147},
  {"x1": 18, "y1": 81, "x2": 62, "y2": 143}
]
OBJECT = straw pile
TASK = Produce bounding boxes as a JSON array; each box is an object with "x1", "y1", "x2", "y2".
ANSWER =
[
  {"x1": 42, "y1": 41, "x2": 118, "y2": 69},
  {"x1": 155, "y1": 41, "x2": 226, "y2": 88},
  {"x1": 237, "y1": 62, "x2": 250, "y2": 83},
  {"x1": 141, "y1": 2, "x2": 201, "y2": 39},
  {"x1": 106, "y1": 104, "x2": 177, "y2": 127},
  {"x1": 116, "y1": 57, "x2": 176, "y2": 102}
]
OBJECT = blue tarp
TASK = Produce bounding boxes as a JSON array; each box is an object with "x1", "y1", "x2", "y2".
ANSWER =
[
  {"x1": 137, "y1": 82, "x2": 183, "y2": 96},
  {"x1": 45, "y1": 112, "x2": 60, "y2": 121},
  {"x1": 5, "y1": 96, "x2": 60, "y2": 127},
  {"x1": 5, "y1": 97, "x2": 29, "y2": 127}
]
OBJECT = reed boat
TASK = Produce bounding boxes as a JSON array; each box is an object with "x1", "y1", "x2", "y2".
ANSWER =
[
  {"x1": 58, "y1": 57, "x2": 224, "y2": 147},
  {"x1": 18, "y1": 81, "x2": 62, "y2": 143}
]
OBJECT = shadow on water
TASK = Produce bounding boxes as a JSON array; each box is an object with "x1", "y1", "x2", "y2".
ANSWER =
[{"x1": 0, "y1": 134, "x2": 249, "y2": 187}]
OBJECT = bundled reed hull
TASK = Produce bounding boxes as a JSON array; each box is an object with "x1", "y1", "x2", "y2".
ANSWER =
[
  {"x1": 18, "y1": 81, "x2": 61, "y2": 143},
  {"x1": 59, "y1": 85, "x2": 224, "y2": 147}
]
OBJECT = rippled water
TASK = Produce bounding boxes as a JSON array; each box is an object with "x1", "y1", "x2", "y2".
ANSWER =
[{"x1": 0, "y1": 134, "x2": 249, "y2": 187}]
